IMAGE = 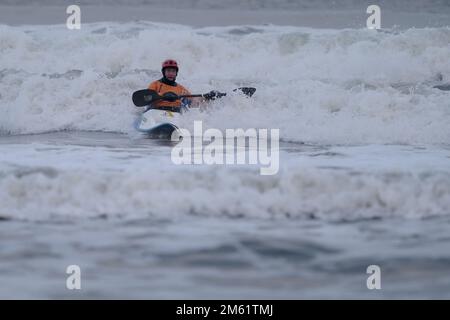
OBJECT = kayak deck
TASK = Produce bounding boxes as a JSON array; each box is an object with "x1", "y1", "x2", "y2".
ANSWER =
[{"x1": 134, "y1": 108, "x2": 181, "y2": 139}]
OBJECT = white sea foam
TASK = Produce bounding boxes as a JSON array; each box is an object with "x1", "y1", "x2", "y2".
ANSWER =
[
  {"x1": 1, "y1": 160, "x2": 449, "y2": 221},
  {"x1": 0, "y1": 141, "x2": 449, "y2": 221},
  {"x1": 1, "y1": 22, "x2": 449, "y2": 144}
]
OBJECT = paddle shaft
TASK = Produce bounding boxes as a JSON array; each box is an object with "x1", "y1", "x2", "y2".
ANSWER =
[
  {"x1": 152, "y1": 93, "x2": 226, "y2": 102},
  {"x1": 178, "y1": 93, "x2": 226, "y2": 99}
]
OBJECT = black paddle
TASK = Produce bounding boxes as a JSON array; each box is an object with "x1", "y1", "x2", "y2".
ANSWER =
[{"x1": 132, "y1": 87, "x2": 256, "y2": 107}]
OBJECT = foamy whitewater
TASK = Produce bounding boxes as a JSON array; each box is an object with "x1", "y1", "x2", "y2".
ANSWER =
[
  {"x1": 1, "y1": 22, "x2": 450, "y2": 144},
  {"x1": 1, "y1": 2, "x2": 450, "y2": 298}
]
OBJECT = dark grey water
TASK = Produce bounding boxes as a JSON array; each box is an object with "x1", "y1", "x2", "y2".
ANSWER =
[
  {"x1": 1, "y1": 1, "x2": 449, "y2": 28},
  {"x1": 1, "y1": 215, "x2": 450, "y2": 299}
]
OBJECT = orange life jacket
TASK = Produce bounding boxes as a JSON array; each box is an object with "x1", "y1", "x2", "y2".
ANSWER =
[{"x1": 148, "y1": 80, "x2": 191, "y2": 108}]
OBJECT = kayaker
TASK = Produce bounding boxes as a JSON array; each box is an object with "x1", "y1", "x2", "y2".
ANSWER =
[{"x1": 147, "y1": 59, "x2": 218, "y2": 111}]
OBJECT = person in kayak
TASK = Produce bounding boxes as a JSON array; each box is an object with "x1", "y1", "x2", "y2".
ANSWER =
[{"x1": 147, "y1": 59, "x2": 217, "y2": 111}]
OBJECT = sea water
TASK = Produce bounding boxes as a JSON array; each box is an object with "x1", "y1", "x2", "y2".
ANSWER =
[{"x1": 0, "y1": 0, "x2": 450, "y2": 298}]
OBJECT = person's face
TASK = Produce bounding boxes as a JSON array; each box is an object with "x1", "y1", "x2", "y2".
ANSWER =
[{"x1": 164, "y1": 68, "x2": 177, "y2": 81}]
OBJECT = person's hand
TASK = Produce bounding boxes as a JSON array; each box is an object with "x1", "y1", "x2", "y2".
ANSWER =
[{"x1": 203, "y1": 90, "x2": 220, "y2": 101}]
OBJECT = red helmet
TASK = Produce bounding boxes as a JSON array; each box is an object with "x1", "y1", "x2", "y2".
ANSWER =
[{"x1": 161, "y1": 59, "x2": 179, "y2": 72}]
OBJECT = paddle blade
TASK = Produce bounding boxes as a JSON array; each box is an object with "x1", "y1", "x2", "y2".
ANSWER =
[
  {"x1": 233, "y1": 87, "x2": 256, "y2": 97},
  {"x1": 132, "y1": 89, "x2": 160, "y2": 107}
]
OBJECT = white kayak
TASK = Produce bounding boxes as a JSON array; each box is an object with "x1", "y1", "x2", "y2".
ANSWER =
[{"x1": 134, "y1": 108, "x2": 183, "y2": 139}]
